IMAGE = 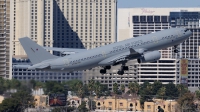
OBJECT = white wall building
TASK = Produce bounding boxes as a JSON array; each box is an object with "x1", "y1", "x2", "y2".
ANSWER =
[
  {"x1": 0, "y1": 0, "x2": 12, "y2": 79},
  {"x1": 118, "y1": 8, "x2": 200, "y2": 86}
]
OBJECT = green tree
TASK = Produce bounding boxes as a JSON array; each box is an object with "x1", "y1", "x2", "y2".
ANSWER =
[
  {"x1": 120, "y1": 84, "x2": 125, "y2": 93},
  {"x1": 62, "y1": 79, "x2": 83, "y2": 92},
  {"x1": 87, "y1": 79, "x2": 95, "y2": 110},
  {"x1": 12, "y1": 90, "x2": 34, "y2": 110},
  {"x1": 113, "y1": 83, "x2": 119, "y2": 95},
  {"x1": 165, "y1": 82, "x2": 179, "y2": 99},
  {"x1": 44, "y1": 81, "x2": 65, "y2": 94},
  {"x1": 93, "y1": 81, "x2": 102, "y2": 98},
  {"x1": 195, "y1": 89, "x2": 200, "y2": 100},
  {"x1": 157, "y1": 86, "x2": 166, "y2": 99},
  {"x1": 0, "y1": 98, "x2": 21, "y2": 112},
  {"x1": 10, "y1": 79, "x2": 21, "y2": 89},
  {"x1": 177, "y1": 92, "x2": 196, "y2": 112},
  {"x1": 78, "y1": 101, "x2": 88, "y2": 112},
  {"x1": 152, "y1": 81, "x2": 163, "y2": 95},
  {"x1": 176, "y1": 84, "x2": 188, "y2": 97},
  {"x1": 139, "y1": 81, "x2": 153, "y2": 108},
  {"x1": 101, "y1": 84, "x2": 111, "y2": 96},
  {"x1": 76, "y1": 83, "x2": 85, "y2": 98}
]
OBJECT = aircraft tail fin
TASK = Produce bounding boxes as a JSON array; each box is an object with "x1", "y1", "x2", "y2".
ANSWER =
[{"x1": 19, "y1": 37, "x2": 58, "y2": 64}]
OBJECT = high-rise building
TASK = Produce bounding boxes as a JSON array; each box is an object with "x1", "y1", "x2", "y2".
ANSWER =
[
  {"x1": 12, "y1": 0, "x2": 118, "y2": 85},
  {"x1": 12, "y1": 0, "x2": 53, "y2": 56},
  {"x1": 0, "y1": 0, "x2": 11, "y2": 79},
  {"x1": 169, "y1": 11, "x2": 200, "y2": 88},
  {"x1": 53, "y1": 0, "x2": 117, "y2": 56},
  {"x1": 118, "y1": 8, "x2": 200, "y2": 89},
  {"x1": 12, "y1": 0, "x2": 117, "y2": 56}
]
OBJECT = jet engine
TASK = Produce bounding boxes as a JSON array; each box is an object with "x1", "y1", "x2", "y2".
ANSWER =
[{"x1": 137, "y1": 51, "x2": 161, "y2": 63}]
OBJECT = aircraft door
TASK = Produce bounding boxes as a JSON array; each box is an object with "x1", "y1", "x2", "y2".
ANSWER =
[
  {"x1": 152, "y1": 36, "x2": 158, "y2": 43},
  {"x1": 64, "y1": 59, "x2": 70, "y2": 66},
  {"x1": 176, "y1": 31, "x2": 181, "y2": 38},
  {"x1": 102, "y1": 51, "x2": 106, "y2": 58}
]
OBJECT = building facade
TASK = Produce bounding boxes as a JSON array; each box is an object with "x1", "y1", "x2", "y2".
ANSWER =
[
  {"x1": 53, "y1": 0, "x2": 117, "y2": 55},
  {"x1": 11, "y1": 0, "x2": 118, "y2": 89},
  {"x1": 169, "y1": 11, "x2": 200, "y2": 88},
  {"x1": 0, "y1": 0, "x2": 11, "y2": 79},
  {"x1": 12, "y1": 57, "x2": 82, "y2": 82},
  {"x1": 12, "y1": 0, "x2": 117, "y2": 56},
  {"x1": 118, "y1": 8, "x2": 200, "y2": 88},
  {"x1": 12, "y1": 0, "x2": 53, "y2": 56}
]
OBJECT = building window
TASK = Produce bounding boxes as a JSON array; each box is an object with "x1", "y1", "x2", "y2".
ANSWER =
[
  {"x1": 147, "y1": 16, "x2": 153, "y2": 22},
  {"x1": 147, "y1": 105, "x2": 151, "y2": 109},
  {"x1": 109, "y1": 102, "x2": 112, "y2": 106},
  {"x1": 133, "y1": 16, "x2": 139, "y2": 23},
  {"x1": 140, "y1": 16, "x2": 146, "y2": 22},
  {"x1": 161, "y1": 16, "x2": 168, "y2": 22},
  {"x1": 154, "y1": 16, "x2": 160, "y2": 22}
]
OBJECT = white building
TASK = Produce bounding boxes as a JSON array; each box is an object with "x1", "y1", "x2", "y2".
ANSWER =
[
  {"x1": 0, "y1": 0, "x2": 12, "y2": 79},
  {"x1": 118, "y1": 8, "x2": 200, "y2": 87}
]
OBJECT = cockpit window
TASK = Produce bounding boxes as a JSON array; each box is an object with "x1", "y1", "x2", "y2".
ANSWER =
[{"x1": 184, "y1": 29, "x2": 188, "y2": 32}]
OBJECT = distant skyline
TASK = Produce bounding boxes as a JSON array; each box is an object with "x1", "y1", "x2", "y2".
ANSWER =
[{"x1": 117, "y1": 0, "x2": 200, "y2": 8}]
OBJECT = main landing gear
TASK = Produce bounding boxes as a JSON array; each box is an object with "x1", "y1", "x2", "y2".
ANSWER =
[
  {"x1": 173, "y1": 45, "x2": 179, "y2": 53},
  {"x1": 100, "y1": 66, "x2": 111, "y2": 74},
  {"x1": 117, "y1": 65, "x2": 129, "y2": 75}
]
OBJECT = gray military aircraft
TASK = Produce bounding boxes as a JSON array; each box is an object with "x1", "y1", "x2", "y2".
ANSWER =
[{"x1": 16, "y1": 28, "x2": 192, "y2": 75}]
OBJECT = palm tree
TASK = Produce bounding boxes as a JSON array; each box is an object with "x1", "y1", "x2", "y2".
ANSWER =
[
  {"x1": 94, "y1": 81, "x2": 102, "y2": 98},
  {"x1": 113, "y1": 83, "x2": 118, "y2": 95},
  {"x1": 133, "y1": 82, "x2": 140, "y2": 97},
  {"x1": 128, "y1": 82, "x2": 134, "y2": 94},
  {"x1": 128, "y1": 82, "x2": 140, "y2": 97},
  {"x1": 76, "y1": 81, "x2": 84, "y2": 98},
  {"x1": 120, "y1": 84, "x2": 125, "y2": 94},
  {"x1": 88, "y1": 79, "x2": 95, "y2": 111},
  {"x1": 157, "y1": 86, "x2": 166, "y2": 99}
]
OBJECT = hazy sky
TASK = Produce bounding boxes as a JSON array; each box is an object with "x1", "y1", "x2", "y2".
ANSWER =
[{"x1": 117, "y1": 0, "x2": 200, "y2": 8}]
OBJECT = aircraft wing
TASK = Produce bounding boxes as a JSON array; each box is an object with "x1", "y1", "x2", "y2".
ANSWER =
[
  {"x1": 98, "y1": 48, "x2": 143, "y2": 66},
  {"x1": 43, "y1": 47, "x2": 87, "y2": 54}
]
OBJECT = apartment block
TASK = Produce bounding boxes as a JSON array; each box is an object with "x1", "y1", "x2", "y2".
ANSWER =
[
  {"x1": 12, "y1": 0, "x2": 53, "y2": 56},
  {"x1": 0, "y1": 0, "x2": 11, "y2": 79},
  {"x1": 53, "y1": 0, "x2": 117, "y2": 56}
]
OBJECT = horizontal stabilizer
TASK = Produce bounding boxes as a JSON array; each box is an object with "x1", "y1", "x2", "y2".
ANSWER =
[{"x1": 13, "y1": 65, "x2": 31, "y2": 69}]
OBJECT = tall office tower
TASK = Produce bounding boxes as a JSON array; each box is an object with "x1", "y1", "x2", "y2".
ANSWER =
[
  {"x1": 12, "y1": 0, "x2": 83, "y2": 82},
  {"x1": 12, "y1": 0, "x2": 53, "y2": 56},
  {"x1": 0, "y1": 0, "x2": 11, "y2": 79},
  {"x1": 169, "y1": 11, "x2": 200, "y2": 89},
  {"x1": 118, "y1": 8, "x2": 200, "y2": 86},
  {"x1": 53, "y1": 0, "x2": 117, "y2": 56}
]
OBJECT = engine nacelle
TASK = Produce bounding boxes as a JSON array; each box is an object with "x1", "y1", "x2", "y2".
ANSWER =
[{"x1": 137, "y1": 51, "x2": 161, "y2": 63}]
